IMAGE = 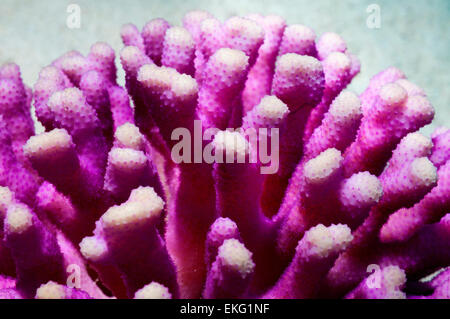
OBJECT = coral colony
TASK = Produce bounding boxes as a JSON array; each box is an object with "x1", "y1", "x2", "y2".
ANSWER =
[{"x1": 0, "y1": 10, "x2": 448, "y2": 300}]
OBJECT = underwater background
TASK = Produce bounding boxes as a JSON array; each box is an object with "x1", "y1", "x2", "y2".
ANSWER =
[{"x1": 0, "y1": 0, "x2": 448, "y2": 134}]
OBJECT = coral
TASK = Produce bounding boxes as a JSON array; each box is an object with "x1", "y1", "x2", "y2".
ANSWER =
[{"x1": 0, "y1": 10, "x2": 448, "y2": 299}]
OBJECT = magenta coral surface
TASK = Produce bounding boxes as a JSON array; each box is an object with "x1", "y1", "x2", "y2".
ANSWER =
[{"x1": 0, "y1": 10, "x2": 448, "y2": 299}]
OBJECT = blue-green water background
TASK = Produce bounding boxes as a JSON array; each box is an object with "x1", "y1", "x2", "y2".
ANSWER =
[{"x1": 0, "y1": 0, "x2": 448, "y2": 135}]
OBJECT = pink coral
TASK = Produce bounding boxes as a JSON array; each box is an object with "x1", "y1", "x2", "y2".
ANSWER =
[{"x1": 0, "y1": 11, "x2": 448, "y2": 300}]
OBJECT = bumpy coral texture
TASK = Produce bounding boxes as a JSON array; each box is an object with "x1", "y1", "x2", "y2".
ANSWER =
[{"x1": 0, "y1": 11, "x2": 448, "y2": 299}]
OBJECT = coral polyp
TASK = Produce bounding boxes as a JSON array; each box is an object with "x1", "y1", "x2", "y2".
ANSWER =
[{"x1": 0, "y1": 10, "x2": 448, "y2": 299}]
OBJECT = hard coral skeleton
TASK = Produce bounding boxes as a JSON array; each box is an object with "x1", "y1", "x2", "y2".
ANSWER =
[{"x1": 0, "y1": 10, "x2": 448, "y2": 299}]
